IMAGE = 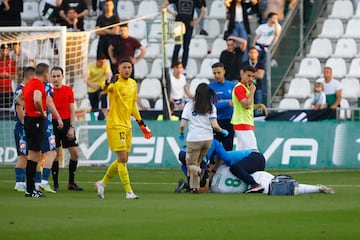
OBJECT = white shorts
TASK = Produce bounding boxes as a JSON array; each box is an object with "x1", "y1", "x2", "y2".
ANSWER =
[{"x1": 234, "y1": 130, "x2": 258, "y2": 151}]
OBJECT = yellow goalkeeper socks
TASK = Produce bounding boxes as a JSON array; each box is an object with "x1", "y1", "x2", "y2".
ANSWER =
[
  {"x1": 101, "y1": 160, "x2": 118, "y2": 186},
  {"x1": 117, "y1": 162, "x2": 132, "y2": 193}
]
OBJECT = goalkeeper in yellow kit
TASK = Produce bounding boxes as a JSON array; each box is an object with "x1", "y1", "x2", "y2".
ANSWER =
[{"x1": 95, "y1": 58, "x2": 152, "y2": 199}]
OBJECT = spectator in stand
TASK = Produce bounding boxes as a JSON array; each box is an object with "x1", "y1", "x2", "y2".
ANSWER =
[
  {"x1": 252, "y1": 12, "x2": 281, "y2": 98},
  {"x1": 62, "y1": 7, "x2": 84, "y2": 31},
  {"x1": 311, "y1": 80, "x2": 327, "y2": 110},
  {"x1": 320, "y1": 66, "x2": 342, "y2": 110},
  {"x1": 162, "y1": 0, "x2": 207, "y2": 69},
  {"x1": 0, "y1": 0, "x2": 23, "y2": 26},
  {"x1": 9, "y1": 42, "x2": 35, "y2": 87},
  {"x1": 240, "y1": 47, "x2": 265, "y2": 109},
  {"x1": 42, "y1": 0, "x2": 62, "y2": 25},
  {"x1": 59, "y1": 0, "x2": 88, "y2": 30},
  {"x1": 224, "y1": 0, "x2": 256, "y2": 61},
  {"x1": 108, "y1": 23, "x2": 146, "y2": 77},
  {"x1": 219, "y1": 35, "x2": 247, "y2": 82},
  {"x1": 95, "y1": 0, "x2": 120, "y2": 60},
  {"x1": 263, "y1": 0, "x2": 297, "y2": 23},
  {"x1": 0, "y1": 43, "x2": 16, "y2": 109},
  {"x1": 252, "y1": 12, "x2": 281, "y2": 65},
  {"x1": 84, "y1": 55, "x2": 112, "y2": 119},
  {"x1": 169, "y1": 61, "x2": 193, "y2": 110},
  {"x1": 209, "y1": 62, "x2": 236, "y2": 151}
]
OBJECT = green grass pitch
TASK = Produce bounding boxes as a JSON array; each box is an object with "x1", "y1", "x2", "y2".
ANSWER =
[{"x1": 1, "y1": 166, "x2": 360, "y2": 240}]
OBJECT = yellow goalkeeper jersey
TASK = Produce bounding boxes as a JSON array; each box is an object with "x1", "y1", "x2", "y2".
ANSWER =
[{"x1": 102, "y1": 76, "x2": 141, "y2": 129}]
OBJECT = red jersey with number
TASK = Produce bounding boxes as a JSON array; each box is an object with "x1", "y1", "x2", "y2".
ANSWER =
[
  {"x1": 0, "y1": 57, "x2": 16, "y2": 93},
  {"x1": 52, "y1": 85, "x2": 75, "y2": 119},
  {"x1": 23, "y1": 78, "x2": 46, "y2": 117}
]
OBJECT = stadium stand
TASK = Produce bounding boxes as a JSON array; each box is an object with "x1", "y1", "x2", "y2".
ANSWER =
[
  {"x1": 307, "y1": 38, "x2": 333, "y2": 59},
  {"x1": 284, "y1": 78, "x2": 312, "y2": 99},
  {"x1": 117, "y1": 0, "x2": 136, "y2": 20}
]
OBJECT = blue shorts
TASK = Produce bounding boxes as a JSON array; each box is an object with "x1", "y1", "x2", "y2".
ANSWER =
[
  {"x1": 42, "y1": 118, "x2": 56, "y2": 153},
  {"x1": 14, "y1": 126, "x2": 27, "y2": 156}
]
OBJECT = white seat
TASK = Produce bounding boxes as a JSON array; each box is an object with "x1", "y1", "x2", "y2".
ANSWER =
[
  {"x1": 341, "y1": 78, "x2": 360, "y2": 99},
  {"x1": 332, "y1": 38, "x2": 357, "y2": 58},
  {"x1": 307, "y1": 38, "x2": 333, "y2": 58},
  {"x1": 325, "y1": 58, "x2": 347, "y2": 78},
  {"x1": 166, "y1": 43, "x2": 183, "y2": 59},
  {"x1": 128, "y1": 20, "x2": 147, "y2": 39},
  {"x1": 149, "y1": 21, "x2": 162, "y2": 39},
  {"x1": 134, "y1": 59, "x2": 149, "y2": 80},
  {"x1": 318, "y1": 19, "x2": 344, "y2": 39},
  {"x1": 339, "y1": 98, "x2": 351, "y2": 119},
  {"x1": 278, "y1": 98, "x2": 301, "y2": 110},
  {"x1": 295, "y1": 58, "x2": 322, "y2": 79},
  {"x1": 39, "y1": 40, "x2": 55, "y2": 59},
  {"x1": 21, "y1": 2, "x2": 40, "y2": 20},
  {"x1": 137, "y1": 98, "x2": 151, "y2": 109},
  {"x1": 138, "y1": 78, "x2": 162, "y2": 100},
  {"x1": 20, "y1": 41, "x2": 39, "y2": 59},
  {"x1": 185, "y1": 58, "x2": 198, "y2": 79},
  {"x1": 208, "y1": 38, "x2": 227, "y2": 58},
  {"x1": 117, "y1": 0, "x2": 135, "y2": 20},
  {"x1": 203, "y1": 19, "x2": 221, "y2": 38},
  {"x1": 189, "y1": 78, "x2": 210, "y2": 96},
  {"x1": 136, "y1": 0, "x2": 159, "y2": 18},
  {"x1": 344, "y1": 19, "x2": 360, "y2": 38},
  {"x1": 88, "y1": 38, "x2": 99, "y2": 58},
  {"x1": 329, "y1": 0, "x2": 354, "y2": 19},
  {"x1": 73, "y1": 80, "x2": 88, "y2": 100},
  {"x1": 346, "y1": 58, "x2": 360, "y2": 77},
  {"x1": 32, "y1": 19, "x2": 52, "y2": 27},
  {"x1": 143, "y1": 40, "x2": 161, "y2": 59},
  {"x1": 208, "y1": 0, "x2": 227, "y2": 19},
  {"x1": 153, "y1": 98, "x2": 163, "y2": 110},
  {"x1": 284, "y1": 78, "x2": 312, "y2": 99},
  {"x1": 84, "y1": 19, "x2": 97, "y2": 39},
  {"x1": 196, "y1": 58, "x2": 219, "y2": 78},
  {"x1": 188, "y1": 38, "x2": 208, "y2": 58},
  {"x1": 148, "y1": 58, "x2": 164, "y2": 79},
  {"x1": 303, "y1": 98, "x2": 313, "y2": 109},
  {"x1": 79, "y1": 98, "x2": 91, "y2": 110}
]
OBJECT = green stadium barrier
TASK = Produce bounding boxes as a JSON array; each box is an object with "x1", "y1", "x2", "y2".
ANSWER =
[{"x1": 1, "y1": 120, "x2": 359, "y2": 168}]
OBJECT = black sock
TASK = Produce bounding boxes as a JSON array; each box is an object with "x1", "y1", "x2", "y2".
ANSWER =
[
  {"x1": 26, "y1": 160, "x2": 37, "y2": 193},
  {"x1": 69, "y1": 159, "x2": 78, "y2": 184},
  {"x1": 52, "y1": 161, "x2": 59, "y2": 187}
]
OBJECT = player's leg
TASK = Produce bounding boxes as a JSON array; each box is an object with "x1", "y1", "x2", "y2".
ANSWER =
[
  {"x1": 95, "y1": 159, "x2": 119, "y2": 198},
  {"x1": 299, "y1": 184, "x2": 335, "y2": 194},
  {"x1": 108, "y1": 127, "x2": 138, "y2": 199},
  {"x1": 14, "y1": 129, "x2": 27, "y2": 192}
]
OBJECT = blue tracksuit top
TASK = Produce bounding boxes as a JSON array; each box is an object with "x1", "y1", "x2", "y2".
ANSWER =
[
  {"x1": 208, "y1": 80, "x2": 236, "y2": 120},
  {"x1": 206, "y1": 139, "x2": 254, "y2": 166}
]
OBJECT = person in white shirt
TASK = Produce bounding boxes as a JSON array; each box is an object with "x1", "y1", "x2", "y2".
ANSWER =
[
  {"x1": 169, "y1": 61, "x2": 193, "y2": 110},
  {"x1": 252, "y1": 12, "x2": 281, "y2": 65},
  {"x1": 179, "y1": 83, "x2": 228, "y2": 193},
  {"x1": 321, "y1": 66, "x2": 342, "y2": 110}
]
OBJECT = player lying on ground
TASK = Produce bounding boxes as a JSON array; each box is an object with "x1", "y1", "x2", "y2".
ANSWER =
[{"x1": 175, "y1": 139, "x2": 266, "y2": 193}]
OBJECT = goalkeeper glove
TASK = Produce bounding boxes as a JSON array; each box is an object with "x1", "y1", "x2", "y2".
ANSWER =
[
  {"x1": 221, "y1": 129, "x2": 229, "y2": 137},
  {"x1": 137, "y1": 120, "x2": 152, "y2": 139},
  {"x1": 179, "y1": 133, "x2": 185, "y2": 142}
]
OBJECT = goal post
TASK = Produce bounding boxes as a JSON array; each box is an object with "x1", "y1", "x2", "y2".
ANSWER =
[{"x1": 0, "y1": 26, "x2": 90, "y2": 165}]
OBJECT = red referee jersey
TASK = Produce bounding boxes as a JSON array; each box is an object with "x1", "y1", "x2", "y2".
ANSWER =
[
  {"x1": 23, "y1": 78, "x2": 46, "y2": 117},
  {"x1": 52, "y1": 85, "x2": 75, "y2": 120}
]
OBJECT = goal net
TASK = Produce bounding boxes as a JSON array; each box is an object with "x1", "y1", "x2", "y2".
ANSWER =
[{"x1": 0, "y1": 26, "x2": 89, "y2": 165}]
